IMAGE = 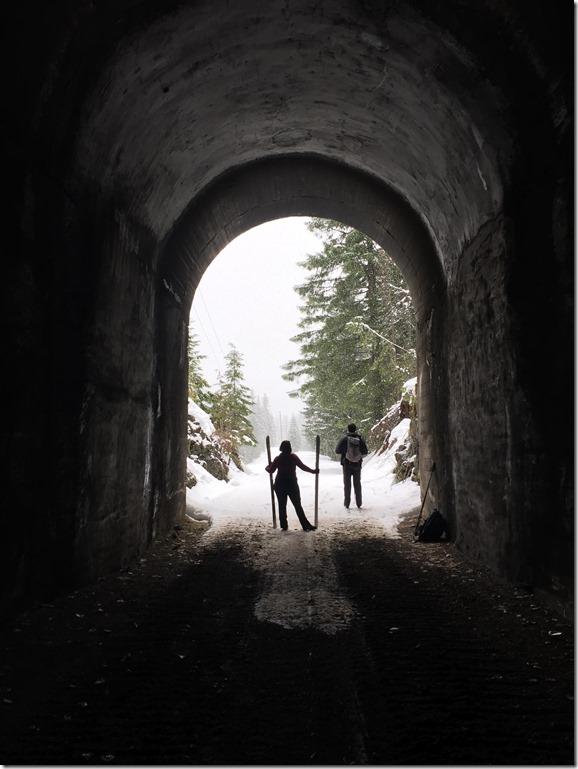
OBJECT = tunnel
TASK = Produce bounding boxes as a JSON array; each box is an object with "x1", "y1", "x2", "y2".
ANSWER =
[{"x1": 2, "y1": 0, "x2": 572, "y2": 620}]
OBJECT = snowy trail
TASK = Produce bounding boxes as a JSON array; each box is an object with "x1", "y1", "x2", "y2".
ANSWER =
[
  {"x1": 187, "y1": 446, "x2": 419, "y2": 535},
  {"x1": 186, "y1": 426, "x2": 420, "y2": 635}
]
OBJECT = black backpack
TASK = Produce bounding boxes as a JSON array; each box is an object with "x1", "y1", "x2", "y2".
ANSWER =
[{"x1": 418, "y1": 509, "x2": 447, "y2": 542}]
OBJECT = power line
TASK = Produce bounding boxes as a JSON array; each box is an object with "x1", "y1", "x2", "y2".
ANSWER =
[
  {"x1": 196, "y1": 288, "x2": 226, "y2": 360},
  {"x1": 190, "y1": 306, "x2": 222, "y2": 375}
]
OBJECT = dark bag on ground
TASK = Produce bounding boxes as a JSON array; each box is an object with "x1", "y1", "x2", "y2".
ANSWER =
[{"x1": 418, "y1": 508, "x2": 447, "y2": 542}]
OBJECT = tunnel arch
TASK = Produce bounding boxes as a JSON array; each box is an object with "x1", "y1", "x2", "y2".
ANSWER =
[
  {"x1": 156, "y1": 155, "x2": 449, "y2": 549},
  {"x1": 2, "y1": 1, "x2": 572, "y2": 619},
  {"x1": 160, "y1": 155, "x2": 445, "y2": 317}
]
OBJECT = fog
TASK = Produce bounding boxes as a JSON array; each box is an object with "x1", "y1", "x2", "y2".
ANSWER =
[{"x1": 190, "y1": 217, "x2": 322, "y2": 421}]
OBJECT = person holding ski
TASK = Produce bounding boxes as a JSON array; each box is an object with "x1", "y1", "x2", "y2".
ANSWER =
[
  {"x1": 265, "y1": 440, "x2": 318, "y2": 531},
  {"x1": 336, "y1": 423, "x2": 368, "y2": 510}
]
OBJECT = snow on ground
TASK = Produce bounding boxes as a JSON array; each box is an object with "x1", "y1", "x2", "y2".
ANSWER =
[
  {"x1": 185, "y1": 419, "x2": 420, "y2": 634},
  {"x1": 186, "y1": 417, "x2": 419, "y2": 534}
]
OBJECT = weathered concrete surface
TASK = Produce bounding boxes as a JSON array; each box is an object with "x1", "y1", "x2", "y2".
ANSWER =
[{"x1": 1, "y1": 0, "x2": 573, "y2": 618}]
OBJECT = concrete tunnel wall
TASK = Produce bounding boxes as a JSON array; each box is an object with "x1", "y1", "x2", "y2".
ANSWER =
[{"x1": 1, "y1": 0, "x2": 572, "y2": 619}]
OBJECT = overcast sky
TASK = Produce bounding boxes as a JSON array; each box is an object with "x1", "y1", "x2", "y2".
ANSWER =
[{"x1": 190, "y1": 217, "x2": 323, "y2": 419}]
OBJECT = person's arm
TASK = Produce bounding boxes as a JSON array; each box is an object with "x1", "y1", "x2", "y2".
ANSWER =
[
  {"x1": 294, "y1": 455, "x2": 319, "y2": 474},
  {"x1": 360, "y1": 437, "x2": 369, "y2": 455},
  {"x1": 335, "y1": 437, "x2": 346, "y2": 454},
  {"x1": 265, "y1": 457, "x2": 278, "y2": 474}
]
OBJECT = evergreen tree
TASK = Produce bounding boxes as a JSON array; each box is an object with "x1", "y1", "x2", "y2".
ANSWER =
[
  {"x1": 288, "y1": 414, "x2": 302, "y2": 451},
  {"x1": 211, "y1": 344, "x2": 257, "y2": 469},
  {"x1": 277, "y1": 412, "x2": 289, "y2": 443},
  {"x1": 283, "y1": 219, "x2": 416, "y2": 453},
  {"x1": 187, "y1": 323, "x2": 212, "y2": 411},
  {"x1": 242, "y1": 393, "x2": 276, "y2": 463},
  {"x1": 260, "y1": 394, "x2": 276, "y2": 445}
]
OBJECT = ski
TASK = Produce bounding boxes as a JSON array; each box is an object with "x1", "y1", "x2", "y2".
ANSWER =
[
  {"x1": 314, "y1": 434, "x2": 320, "y2": 528},
  {"x1": 266, "y1": 435, "x2": 277, "y2": 528}
]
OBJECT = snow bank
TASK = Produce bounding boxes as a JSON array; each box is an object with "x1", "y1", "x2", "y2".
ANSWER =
[{"x1": 188, "y1": 399, "x2": 215, "y2": 436}]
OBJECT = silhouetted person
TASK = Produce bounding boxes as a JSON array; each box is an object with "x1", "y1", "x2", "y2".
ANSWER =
[
  {"x1": 336, "y1": 423, "x2": 368, "y2": 509},
  {"x1": 266, "y1": 440, "x2": 318, "y2": 531}
]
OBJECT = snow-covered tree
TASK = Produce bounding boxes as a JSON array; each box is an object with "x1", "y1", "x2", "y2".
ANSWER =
[
  {"x1": 242, "y1": 393, "x2": 276, "y2": 463},
  {"x1": 187, "y1": 323, "x2": 212, "y2": 412},
  {"x1": 211, "y1": 344, "x2": 257, "y2": 469},
  {"x1": 283, "y1": 219, "x2": 416, "y2": 452},
  {"x1": 288, "y1": 414, "x2": 302, "y2": 450},
  {"x1": 257, "y1": 394, "x2": 276, "y2": 445}
]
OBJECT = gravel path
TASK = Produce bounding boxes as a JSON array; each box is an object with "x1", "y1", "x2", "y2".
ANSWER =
[{"x1": 0, "y1": 514, "x2": 573, "y2": 765}]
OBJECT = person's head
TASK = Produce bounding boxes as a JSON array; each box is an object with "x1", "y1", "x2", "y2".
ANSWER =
[
  {"x1": 279, "y1": 440, "x2": 292, "y2": 454},
  {"x1": 347, "y1": 423, "x2": 357, "y2": 433}
]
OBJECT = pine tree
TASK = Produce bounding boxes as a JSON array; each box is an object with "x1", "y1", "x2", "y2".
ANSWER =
[
  {"x1": 288, "y1": 414, "x2": 302, "y2": 451},
  {"x1": 259, "y1": 394, "x2": 276, "y2": 445},
  {"x1": 283, "y1": 219, "x2": 416, "y2": 452},
  {"x1": 242, "y1": 393, "x2": 276, "y2": 463},
  {"x1": 187, "y1": 323, "x2": 212, "y2": 411},
  {"x1": 211, "y1": 344, "x2": 257, "y2": 470}
]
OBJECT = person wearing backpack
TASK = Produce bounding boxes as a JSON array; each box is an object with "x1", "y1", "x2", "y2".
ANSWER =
[{"x1": 335, "y1": 423, "x2": 368, "y2": 510}]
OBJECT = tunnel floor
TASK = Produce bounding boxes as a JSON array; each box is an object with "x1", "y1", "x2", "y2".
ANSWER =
[{"x1": 0, "y1": 515, "x2": 573, "y2": 766}]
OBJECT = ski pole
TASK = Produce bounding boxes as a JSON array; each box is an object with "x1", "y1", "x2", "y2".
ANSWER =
[
  {"x1": 314, "y1": 435, "x2": 320, "y2": 528},
  {"x1": 266, "y1": 435, "x2": 277, "y2": 529},
  {"x1": 414, "y1": 462, "x2": 436, "y2": 537}
]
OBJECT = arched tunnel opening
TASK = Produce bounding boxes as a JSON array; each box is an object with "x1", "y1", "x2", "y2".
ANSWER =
[
  {"x1": 2, "y1": 1, "x2": 572, "y2": 621},
  {"x1": 187, "y1": 214, "x2": 419, "y2": 460},
  {"x1": 185, "y1": 214, "x2": 421, "y2": 533},
  {"x1": 155, "y1": 156, "x2": 448, "y2": 559}
]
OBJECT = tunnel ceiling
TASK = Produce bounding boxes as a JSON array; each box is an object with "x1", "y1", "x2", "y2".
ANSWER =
[{"x1": 66, "y1": 0, "x2": 519, "y2": 273}]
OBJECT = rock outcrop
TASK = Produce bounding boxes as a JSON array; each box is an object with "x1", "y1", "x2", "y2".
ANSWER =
[
  {"x1": 187, "y1": 401, "x2": 229, "y2": 485},
  {"x1": 371, "y1": 377, "x2": 419, "y2": 482}
]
